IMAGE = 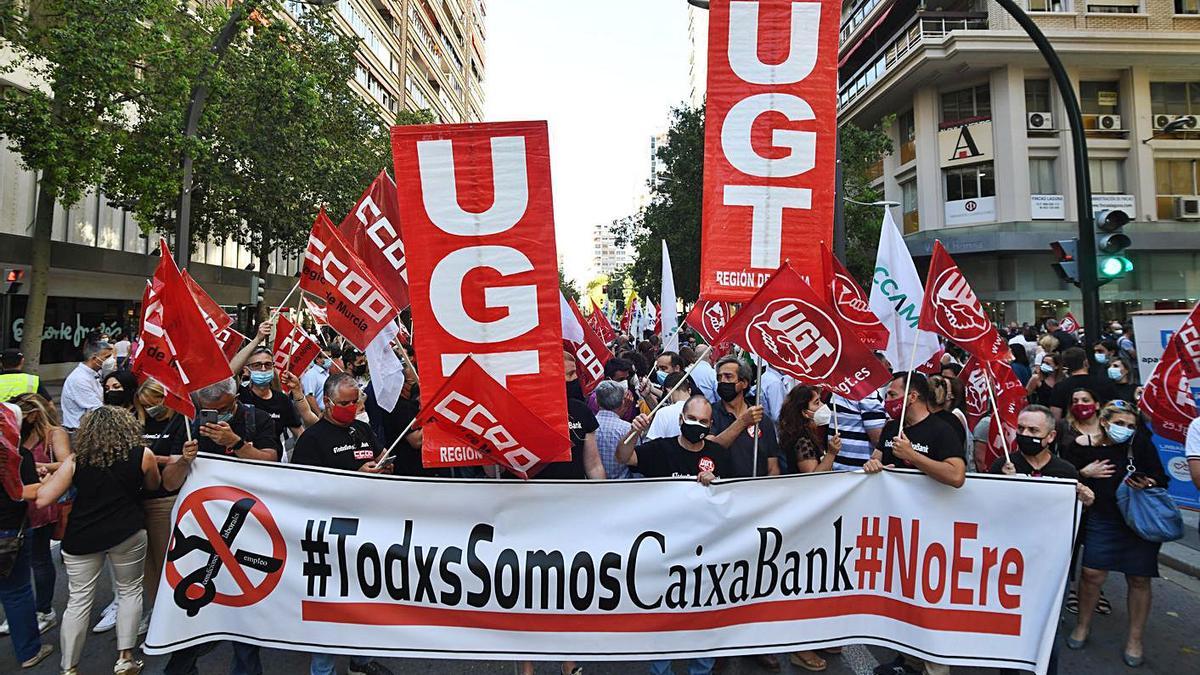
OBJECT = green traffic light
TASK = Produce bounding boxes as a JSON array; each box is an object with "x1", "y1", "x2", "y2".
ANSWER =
[{"x1": 1099, "y1": 256, "x2": 1133, "y2": 278}]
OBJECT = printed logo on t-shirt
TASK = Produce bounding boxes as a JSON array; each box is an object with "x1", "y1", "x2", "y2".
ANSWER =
[
  {"x1": 884, "y1": 439, "x2": 931, "y2": 456},
  {"x1": 698, "y1": 456, "x2": 715, "y2": 473},
  {"x1": 332, "y1": 444, "x2": 354, "y2": 454},
  {"x1": 354, "y1": 449, "x2": 374, "y2": 460}
]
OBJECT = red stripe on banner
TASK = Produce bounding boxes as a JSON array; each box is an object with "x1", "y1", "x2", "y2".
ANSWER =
[{"x1": 301, "y1": 594, "x2": 1020, "y2": 636}]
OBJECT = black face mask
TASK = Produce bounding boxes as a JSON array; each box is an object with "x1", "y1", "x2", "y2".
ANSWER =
[
  {"x1": 103, "y1": 389, "x2": 133, "y2": 407},
  {"x1": 20, "y1": 419, "x2": 34, "y2": 440},
  {"x1": 680, "y1": 420, "x2": 709, "y2": 444},
  {"x1": 565, "y1": 379, "x2": 585, "y2": 402},
  {"x1": 352, "y1": 365, "x2": 368, "y2": 377},
  {"x1": 716, "y1": 382, "x2": 740, "y2": 403},
  {"x1": 1015, "y1": 434, "x2": 1048, "y2": 456}
]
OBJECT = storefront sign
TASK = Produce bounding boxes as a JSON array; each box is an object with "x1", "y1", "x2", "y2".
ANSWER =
[
  {"x1": 1030, "y1": 195, "x2": 1064, "y2": 220},
  {"x1": 1091, "y1": 194, "x2": 1135, "y2": 214},
  {"x1": 944, "y1": 196, "x2": 996, "y2": 226},
  {"x1": 937, "y1": 120, "x2": 993, "y2": 168},
  {"x1": 6, "y1": 296, "x2": 134, "y2": 364}
]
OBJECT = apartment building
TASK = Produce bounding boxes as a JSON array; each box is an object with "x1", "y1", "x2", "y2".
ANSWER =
[
  {"x1": 592, "y1": 221, "x2": 634, "y2": 279},
  {"x1": 0, "y1": 1, "x2": 486, "y2": 374},
  {"x1": 838, "y1": 0, "x2": 1200, "y2": 325}
]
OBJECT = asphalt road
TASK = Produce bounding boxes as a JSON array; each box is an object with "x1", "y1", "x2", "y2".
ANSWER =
[{"x1": 2, "y1": 550, "x2": 1198, "y2": 675}]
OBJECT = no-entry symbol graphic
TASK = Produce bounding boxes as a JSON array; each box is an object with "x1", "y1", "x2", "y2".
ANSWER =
[{"x1": 166, "y1": 486, "x2": 285, "y2": 617}]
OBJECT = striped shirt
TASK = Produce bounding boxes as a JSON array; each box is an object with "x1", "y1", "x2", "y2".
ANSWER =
[
  {"x1": 594, "y1": 410, "x2": 633, "y2": 480},
  {"x1": 827, "y1": 391, "x2": 888, "y2": 470}
]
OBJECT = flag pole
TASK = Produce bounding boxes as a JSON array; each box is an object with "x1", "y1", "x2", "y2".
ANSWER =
[
  {"x1": 898, "y1": 335, "x2": 923, "y2": 435},
  {"x1": 983, "y1": 369, "x2": 1013, "y2": 464},
  {"x1": 752, "y1": 353, "x2": 762, "y2": 477},
  {"x1": 374, "y1": 415, "x2": 419, "y2": 467},
  {"x1": 266, "y1": 280, "x2": 302, "y2": 324},
  {"x1": 622, "y1": 344, "x2": 713, "y2": 444}
]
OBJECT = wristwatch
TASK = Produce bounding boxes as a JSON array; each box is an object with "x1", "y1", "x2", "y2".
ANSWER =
[{"x1": 228, "y1": 437, "x2": 246, "y2": 453}]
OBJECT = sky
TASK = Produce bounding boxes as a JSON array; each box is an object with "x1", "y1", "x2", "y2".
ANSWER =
[{"x1": 484, "y1": 0, "x2": 692, "y2": 288}]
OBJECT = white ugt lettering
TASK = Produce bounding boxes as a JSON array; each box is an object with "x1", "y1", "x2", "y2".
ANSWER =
[
  {"x1": 429, "y1": 245, "x2": 539, "y2": 343},
  {"x1": 721, "y1": 93, "x2": 816, "y2": 178},
  {"x1": 417, "y1": 136, "x2": 529, "y2": 236},
  {"x1": 724, "y1": 185, "x2": 812, "y2": 268},
  {"x1": 727, "y1": 1, "x2": 821, "y2": 85}
]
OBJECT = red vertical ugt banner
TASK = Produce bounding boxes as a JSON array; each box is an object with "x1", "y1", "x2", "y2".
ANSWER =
[
  {"x1": 700, "y1": 0, "x2": 841, "y2": 301},
  {"x1": 391, "y1": 122, "x2": 569, "y2": 468}
]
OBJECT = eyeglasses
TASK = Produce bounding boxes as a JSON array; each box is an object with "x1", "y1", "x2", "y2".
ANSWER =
[
  {"x1": 1107, "y1": 399, "x2": 1137, "y2": 413},
  {"x1": 246, "y1": 362, "x2": 273, "y2": 372}
]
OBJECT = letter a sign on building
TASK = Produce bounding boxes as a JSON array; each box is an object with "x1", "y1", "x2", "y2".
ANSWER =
[
  {"x1": 700, "y1": 0, "x2": 841, "y2": 302},
  {"x1": 391, "y1": 122, "x2": 568, "y2": 468}
]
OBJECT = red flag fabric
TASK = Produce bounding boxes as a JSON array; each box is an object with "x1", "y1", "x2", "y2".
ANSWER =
[
  {"x1": 215, "y1": 327, "x2": 246, "y2": 362},
  {"x1": 915, "y1": 348, "x2": 946, "y2": 375},
  {"x1": 1140, "y1": 339, "x2": 1198, "y2": 442},
  {"x1": 273, "y1": 315, "x2": 321, "y2": 378},
  {"x1": 130, "y1": 282, "x2": 197, "y2": 418},
  {"x1": 391, "y1": 121, "x2": 568, "y2": 469},
  {"x1": 959, "y1": 358, "x2": 1024, "y2": 468},
  {"x1": 1059, "y1": 312, "x2": 1079, "y2": 335},
  {"x1": 566, "y1": 299, "x2": 615, "y2": 395},
  {"x1": 1170, "y1": 301, "x2": 1200, "y2": 380},
  {"x1": 151, "y1": 241, "x2": 233, "y2": 392},
  {"x1": 685, "y1": 299, "x2": 734, "y2": 345},
  {"x1": 586, "y1": 297, "x2": 616, "y2": 344},
  {"x1": 303, "y1": 297, "x2": 329, "y2": 327},
  {"x1": 619, "y1": 300, "x2": 636, "y2": 334},
  {"x1": 181, "y1": 271, "x2": 232, "y2": 332},
  {"x1": 712, "y1": 262, "x2": 890, "y2": 400},
  {"x1": 415, "y1": 356, "x2": 572, "y2": 479},
  {"x1": 700, "y1": 0, "x2": 840, "y2": 301},
  {"x1": 820, "y1": 242, "x2": 888, "y2": 350},
  {"x1": 338, "y1": 170, "x2": 410, "y2": 311},
  {"x1": 918, "y1": 241, "x2": 1011, "y2": 363},
  {"x1": 0, "y1": 403, "x2": 24, "y2": 501},
  {"x1": 300, "y1": 209, "x2": 399, "y2": 351}
]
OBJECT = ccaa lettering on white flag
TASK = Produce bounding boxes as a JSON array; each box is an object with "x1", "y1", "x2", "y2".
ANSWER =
[
  {"x1": 147, "y1": 456, "x2": 1077, "y2": 673},
  {"x1": 868, "y1": 210, "x2": 940, "y2": 368}
]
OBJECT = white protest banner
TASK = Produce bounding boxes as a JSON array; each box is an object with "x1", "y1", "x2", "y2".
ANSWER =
[{"x1": 147, "y1": 455, "x2": 1077, "y2": 672}]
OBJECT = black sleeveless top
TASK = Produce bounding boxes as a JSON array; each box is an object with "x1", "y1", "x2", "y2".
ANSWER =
[{"x1": 63, "y1": 446, "x2": 146, "y2": 555}]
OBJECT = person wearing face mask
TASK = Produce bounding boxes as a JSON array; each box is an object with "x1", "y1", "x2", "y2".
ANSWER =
[
  {"x1": 864, "y1": 372, "x2": 966, "y2": 489},
  {"x1": 1066, "y1": 401, "x2": 1168, "y2": 667},
  {"x1": 619, "y1": 395, "x2": 732, "y2": 484},
  {"x1": 60, "y1": 339, "x2": 112, "y2": 432},
  {"x1": 1060, "y1": 388, "x2": 1102, "y2": 460},
  {"x1": 1090, "y1": 339, "x2": 1119, "y2": 376},
  {"x1": 233, "y1": 348, "x2": 316, "y2": 453},
  {"x1": 711, "y1": 355, "x2": 780, "y2": 478},
  {"x1": 645, "y1": 372, "x2": 696, "y2": 440},
  {"x1": 564, "y1": 350, "x2": 586, "y2": 403},
  {"x1": 301, "y1": 347, "x2": 341, "y2": 412},
  {"x1": 177, "y1": 378, "x2": 279, "y2": 462},
  {"x1": 1106, "y1": 356, "x2": 1137, "y2": 404},
  {"x1": 777, "y1": 386, "x2": 839, "y2": 475},
  {"x1": 1049, "y1": 347, "x2": 1115, "y2": 420},
  {"x1": 1026, "y1": 352, "x2": 1060, "y2": 408},
  {"x1": 102, "y1": 370, "x2": 139, "y2": 411},
  {"x1": 586, "y1": 357, "x2": 636, "y2": 420}
]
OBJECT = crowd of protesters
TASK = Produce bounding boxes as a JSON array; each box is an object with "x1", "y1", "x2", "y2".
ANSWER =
[{"x1": 0, "y1": 312, "x2": 1196, "y2": 675}]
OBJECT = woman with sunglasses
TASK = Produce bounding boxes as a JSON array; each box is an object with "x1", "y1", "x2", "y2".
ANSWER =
[{"x1": 1066, "y1": 401, "x2": 1168, "y2": 668}]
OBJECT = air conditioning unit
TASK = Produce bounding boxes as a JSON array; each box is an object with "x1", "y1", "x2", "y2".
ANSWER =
[
  {"x1": 1027, "y1": 111, "x2": 1053, "y2": 130},
  {"x1": 1179, "y1": 114, "x2": 1200, "y2": 130},
  {"x1": 1153, "y1": 114, "x2": 1174, "y2": 130},
  {"x1": 1153, "y1": 114, "x2": 1199, "y2": 131},
  {"x1": 1096, "y1": 114, "x2": 1122, "y2": 131},
  {"x1": 1176, "y1": 196, "x2": 1200, "y2": 221}
]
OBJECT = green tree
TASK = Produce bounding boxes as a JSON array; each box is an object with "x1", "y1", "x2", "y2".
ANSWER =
[
  {"x1": 613, "y1": 103, "x2": 704, "y2": 304},
  {"x1": 396, "y1": 108, "x2": 435, "y2": 126},
  {"x1": 0, "y1": 0, "x2": 182, "y2": 370},
  {"x1": 839, "y1": 120, "x2": 894, "y2": 284},
  {"x1": 107, "y1": 4, "x2": 388, "y2": 289},
  {"x1": 559, "y1": 267, "x2": 580, "y2": 304}
]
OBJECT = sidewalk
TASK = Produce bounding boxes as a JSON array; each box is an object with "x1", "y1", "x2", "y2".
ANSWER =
[{"x1": 1161, "y1": 508, "x2": 1200, "y2": 579}]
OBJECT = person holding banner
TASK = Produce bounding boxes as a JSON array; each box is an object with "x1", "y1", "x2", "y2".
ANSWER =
[
  {"x1": 184, "y1": 379, "x2": 279, "y2": 462},
  {"x1": 777, "y1": 386, "x2": 839, "y2": 477},
  {"x1": 712, "y1": 356, "x2": 779, "y2": 478},
  {"x1": 1066, "y1": 401, "x2": 1168, "y2": 667},
  {"x1": 864, "y1": 373, "x2": 966, "y2": 489}
]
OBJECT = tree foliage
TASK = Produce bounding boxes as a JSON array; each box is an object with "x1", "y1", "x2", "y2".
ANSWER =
[
  {"x1": 612, "y1": 104, "x2": 704, "y2": 304},
  {"x1": 839, "y1": 120, "x2": 894, "y2": 284}
]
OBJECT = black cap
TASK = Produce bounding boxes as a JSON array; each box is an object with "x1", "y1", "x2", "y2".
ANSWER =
[{"x1": 1, "y1": 349, "x2": 23, "y2": 369}]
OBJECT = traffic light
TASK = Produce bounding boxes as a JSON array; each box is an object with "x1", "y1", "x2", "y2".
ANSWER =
[
  {"x1": 1049, "y1": 239, "x2": 1079, "y2": 287},
  {"x1": 1095, "y1": 209, "x2": 1132, "y2": 283},
  {"x1": 250, "y1": 275, "x2": 265, "y2": 305},
  {"x1": 4, "y1": 268, "x2": 24, "y2": 294}
]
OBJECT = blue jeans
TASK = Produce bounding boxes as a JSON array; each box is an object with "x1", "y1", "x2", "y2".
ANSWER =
[
  {"x1": 311, "y1": 654, "x2": 375, "y2": 675},
  {"x1": 29, "y1": 525, "x2": 55, "y2": 614},
  {"x1": 0, "y1": 529, "x2": 42, "y2": 662},
  {"x1": 649, "y1": 658, "x2": 715, "y2": 675},
  {"x1": 230, "y1": 643, "x2": 263, "y2": 675}
]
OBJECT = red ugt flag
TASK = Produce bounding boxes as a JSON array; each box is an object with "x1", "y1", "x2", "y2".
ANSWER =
[
  {"x1": 686, "y1": 299, "x2": 734, "y2": 345},
  {"x1": 339, "y1": 170, "x2": 410, "y2": 311},
  {"x1": 416, "y1": 357, "x2": 572, "y2": 479},
  {"x1": 1140, "y1": 339, "x2": 1198, "y2": 443},
  {"x1": 820, "y1": 242, "x2": 888, "y2": 350},
  {"x1": 567, "y1": 298, "x2": 615, "y2": 396},
  {"x1": 1170, "y1": 300, "x2": 1200, "y2": 380},
  {"x1": 151, "y1": 241, "x2": 233, "y2": 392},
  {"x1": 919, "y1": 241, "x2": 1011, "y2": 363},
  {"x1": 273, "y1": 315, "x2": 322, "y2": 378},
  {"x1": 586, "y1": 298, "x2": 616, "y2": 344},
  {"x1": 301, "y1": 209, "x2": 399, "y2": 351},
  {"x1": 1059, "y1": 312, "x2": 1079, "y2": 335},
  {"x1": 130, "y1": 283, "x2": 196, "y2": 418},
  {"x1": 712, "y1": 262, "x2": 890, "y2": 400}
]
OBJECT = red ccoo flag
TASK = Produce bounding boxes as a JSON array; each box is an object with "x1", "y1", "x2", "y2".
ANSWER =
[
  {"x1": 567, "y1": 298, "x2": 615, "y2": 396},
  {"x1": 919, "y1": 241, "x2": 1011, "y2": 363},
  {"x1": 150, "y1": 241, "x2": 233, "y2": 392},
  {"x1": 1169, "y1": 300, "x2": 1200, "y2": 380},
  {"x1": 339, "y1": 170, "x2": 410, "y2": 311},
  {"x1": 300, "y1": 209, "x2": 399, "y2": 351},
  {"x1": 712, "y1": 262, "x2": 890, "y2": 400},
  {"x1": 130, "y1": 282, "x2": 197, "y2": 418},
  {"x1": 1139, "y1": 338, "x2": 1198, "y2": 442},
  {"x1": 820, "y1": 242, "x2": 888, "y2": 350},
  {"x1": 273, "y1": 314, "x2": 322, "y2": 378},
  {"x1": 414, "y1": 357, "x2": 572, "y2": 479},
  {"x1": 586, "y1": 297, "x2": 616, "y2": 344}
]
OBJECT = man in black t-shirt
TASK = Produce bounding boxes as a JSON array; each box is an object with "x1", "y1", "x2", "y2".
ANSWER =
[
  {"x1": 292, "y1": 373, "x2": 389, "y2": 474},
  {"x1": 527, "y1": 398, "x2": 604, "y2": 479},
  {"x1": 176, "y1": 378, "x2": 280, "y2": 461},
  {"x1": 991, "y1": 405, "x2": 1082, "y2": 481},
  {"x1": 1049, "y1": 347, "x2": 1116, "y2": 419},
  {"x1": 618, "y1": 395, "x2": 732, "y2": 484},
  {"x1": 865, "y1": 372, "x2": 966, "y2": 489}
]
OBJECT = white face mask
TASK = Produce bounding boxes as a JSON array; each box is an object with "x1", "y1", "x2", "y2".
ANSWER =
[
  {"x1": 812, "y1": 403, "x2": 832, "y2": 427},
  {"x1": 101, "y1": 356, "x2": 117, "y2": 375}
]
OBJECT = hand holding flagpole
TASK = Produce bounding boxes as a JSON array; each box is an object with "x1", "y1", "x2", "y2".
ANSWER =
[{"x1": 622, "y1": 344, "x2": 712, "y2": 444}]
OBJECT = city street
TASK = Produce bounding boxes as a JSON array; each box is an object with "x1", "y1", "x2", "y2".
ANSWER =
[{"x1": 2, "y1": 548, "x2": 1198, "y2": 675}]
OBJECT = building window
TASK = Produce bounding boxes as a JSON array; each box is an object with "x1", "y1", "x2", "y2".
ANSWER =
[
  {"x1": 1087, "y1": 1, "x2": 1140, "y2": 11},
  {"x1": 1080, "y1": 81, "x2": 1120, "y2": 115},
  {"x1": 898, "y1": 110, "x2": 916, "y2": 165},
  {"x1": 1179, "y1": 0, "x2": 1200, "y2": 14},
  {"x1": 1029, "y1": 0, "x2": 1066, "y2": 10},
  {"x1": 1150, "y1": 82, "x2": 1200, "y2": 115},
  {"x1": 1025, "y1": 80, "x2": 1052, "y2": 113},
  {"x1": 940, "y1": 85, "x2": 991, "y2": 126},
  {"x1": 1030, "y1": 158, "x2": 1057, "y2": 194},
  {"x1": 901, "y1": 179, "x2": 919, "y2": 234},
  {"x1": 945, "y1": 162, "x2": 996, "y2": 202},
  {"x1": 1089, "y1": 159, "x2": 1125, "y2": 194},
  {"x1": 1155, "y1": 159, "x2": 1199, "y2": 218}
]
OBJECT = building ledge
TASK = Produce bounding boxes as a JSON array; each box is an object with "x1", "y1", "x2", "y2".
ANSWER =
[{"x1": 901, "y1": 221, "x2": 1200, "y2": 257}]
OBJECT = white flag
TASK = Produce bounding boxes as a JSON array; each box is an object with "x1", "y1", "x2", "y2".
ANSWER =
[
  {"x1": 560, "y1": 292, "x2": 584, "y2": 344},
  {"x1": 868, "y1": 211, "x2": 940, "y2": 370},
  {"x1": 660, "y1": 240, "x2": 679, "y2": 352},
  {"x1": 365, "y1": 320, "x2": 405, "y2": 413}
]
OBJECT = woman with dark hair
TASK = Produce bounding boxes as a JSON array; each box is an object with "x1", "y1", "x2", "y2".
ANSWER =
[
  {"x1": 1009, "y1": 343, "x2": 1032, "y2": 385},
  {"x1": 101, "y1": 370, "x2": 139, "y2": 411},
  {"x1": 1106, "y1": 356, "x2": 1137, "y2": 404},
  {"x1": 1027, "y1": 352, "x2": 1060, "y2": 407}
]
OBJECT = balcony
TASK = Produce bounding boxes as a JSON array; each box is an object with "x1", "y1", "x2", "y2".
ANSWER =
[{"x1": 839, "y1": 14, "x2": 989, "y2": 109}]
